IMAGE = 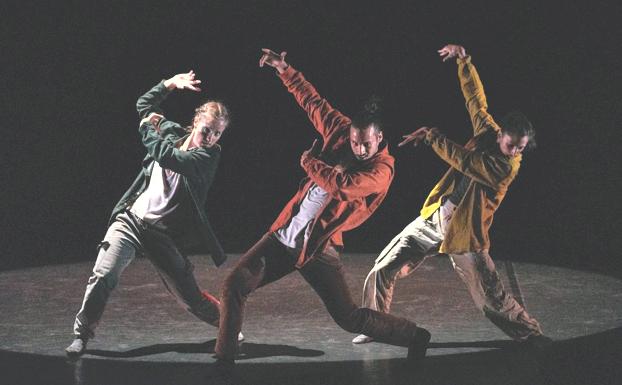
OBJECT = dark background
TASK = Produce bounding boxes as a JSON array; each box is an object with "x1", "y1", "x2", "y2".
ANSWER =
[{"x1": 3, "y1": 1, "x2": 621, "y2": 275}]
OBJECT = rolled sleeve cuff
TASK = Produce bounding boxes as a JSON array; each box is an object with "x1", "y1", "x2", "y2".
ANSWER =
[
  {"x1": 301, "y1": 154, "x2": 314, "y2": 170},
  {"x1": 457, "y1": 55, "x2": 472, "y2": 65},
  {"x1": 156, "y1": 80, "x2": 174, "y2": 95},
  {"x1": 425, "y1": 129, "x2": 443, "y2": 145},
  {"x1": 277, "y1": 65, "x2": 297, "y2": 83}
]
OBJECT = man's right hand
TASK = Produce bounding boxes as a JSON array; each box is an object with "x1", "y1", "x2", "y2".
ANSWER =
[
  {"x1": 438, "y1": 44, "x2": 467, "y2": 62},
  {"x1": 398, "y1": 126, "x2": 439, "y2": 147},
  {"x1": 259, "y1": 48, "x2": 289, "y2": 73}
]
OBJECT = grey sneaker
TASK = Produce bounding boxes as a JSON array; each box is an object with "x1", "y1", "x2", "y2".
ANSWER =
[
  {"x1": 352, "y1": 334, "x2": 374, "y2": 344},
  {"x1": 65, "y1": 337, "x2": 88, "y2": 358}
]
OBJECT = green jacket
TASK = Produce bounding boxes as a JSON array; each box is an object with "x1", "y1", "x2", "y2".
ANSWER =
[
  {"x1": 110, "y1": 81, "x2": 226, "y2": 266},
  {"x1": 420, "y1": 56, "x2": 521, "y2": 254}
]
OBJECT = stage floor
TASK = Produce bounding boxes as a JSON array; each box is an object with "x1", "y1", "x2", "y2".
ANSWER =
[{"x1": 1, "y1": 254, "x2": 621, "y2": 384}]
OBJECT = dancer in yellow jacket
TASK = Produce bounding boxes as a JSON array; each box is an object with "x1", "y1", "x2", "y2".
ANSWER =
[{"x1": 353, "y1": 44, "x2": 551, "y2": 348}]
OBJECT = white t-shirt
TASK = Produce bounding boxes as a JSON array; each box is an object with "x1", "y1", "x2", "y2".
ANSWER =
[
  {"x1": 274, "y1": 183, "x2": 329, "y2": 250},
  {"x1": 130, "y1": 161, "x2": 182, "y2": 226}
]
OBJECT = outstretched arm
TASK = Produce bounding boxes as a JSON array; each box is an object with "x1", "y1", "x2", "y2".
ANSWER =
[
  {"x1": 438, "y1": 44, "x2": 498, "y2": 136},
  {"x1": 259, "y1": 48, "x2": 350, "y2": 140},
  {"x1": 402, "y1": 126, "x2": 518, "y2": 190}
]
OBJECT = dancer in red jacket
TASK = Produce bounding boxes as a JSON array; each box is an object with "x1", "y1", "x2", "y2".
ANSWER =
[{"x1": 214, "y1": 49, "x2": 429, "y2": 366}]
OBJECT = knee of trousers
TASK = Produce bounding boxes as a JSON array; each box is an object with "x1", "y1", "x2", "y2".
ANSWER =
[
  {"x1": 188, "y1": 302, "x2": 220, "y2": 325},
  {"x1": 470, "y1": 285, "x2": 507, "y2": 314},
  {"x1": 331, "y1": 308, "x2": 367, "y2": 334},
  {"x1": 88, "y1": 272, "x2": 119, "y2": 292},
  {"x1": 481, "y1": 272, "x2": 506, "y2": 308},
  {"x1": 222, "y1": 268, "x2": 254, "y2": 300}
]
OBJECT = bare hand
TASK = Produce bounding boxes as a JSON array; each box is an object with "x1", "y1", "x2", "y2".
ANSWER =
[
  {"x1": 398, "y1": 126, "x2": 438, "y2": 147},
  {"x1": 259, "y1": 48, "x2": 289, "y2": 73},
  {"x1": 300, "y1": 139, "x2": 322, "y2": 167},
  {"x1": 140, "y1": 112, "x2": 164, "y2": 132},
  {"x1": 163, "y1": 70, "x2": 202, "y2": 92},
  {"x1": 438, "y1": 44, "x2": 467, "y2": 62}
]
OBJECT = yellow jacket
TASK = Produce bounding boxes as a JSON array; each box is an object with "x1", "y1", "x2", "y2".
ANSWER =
[{"x1": 420, "y1": 56, "x2": 521, "y2": 254}]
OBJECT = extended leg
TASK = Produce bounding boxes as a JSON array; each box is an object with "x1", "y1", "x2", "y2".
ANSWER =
[
  {"x1": 300, "y1": 255, "x2": 430, "y2": 360},
  {"x1": 67, "y1": 213, "x2": 141, "y2": 358},
  {"x1": 449, "y1": 251, "x2": 543, "y2": 340},
  {"x1": 72, "y1": 215, "x2": 140, "y2": 339}
]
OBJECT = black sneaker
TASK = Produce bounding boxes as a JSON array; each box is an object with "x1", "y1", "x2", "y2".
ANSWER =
[
  {"x1": 65, "y1": 337, "x2": 88, "y2": 358},
  {"x1": 407, "y1": 327, "x2": 431, "y2": 362},
  {"x1": 524, "y1": 334, "x2": 553, "y2": 350}
]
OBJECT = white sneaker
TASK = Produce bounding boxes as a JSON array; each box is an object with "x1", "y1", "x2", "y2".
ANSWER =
[
  {"x1": 352, "y1": 334, "x2": 374, "y2": 344},
  {"x1": 65, "y1": 337, "x2": 88, "y2": 358},
  {"x1": 238, "y1": 332, "x2": 245, "y2": 343}
]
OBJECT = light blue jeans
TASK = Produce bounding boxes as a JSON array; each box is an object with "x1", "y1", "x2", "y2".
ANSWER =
[{"x1": 72, "y1": 211, "x2": 219, "y2": 338}]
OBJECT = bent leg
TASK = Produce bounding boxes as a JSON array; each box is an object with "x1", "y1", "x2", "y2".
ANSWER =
[
  {"x1": 301, "y1": 255, "x2": 418, "y2": 347},
  {"x1": 449, "y1": 251, "x2": 543, "y2": 340},
  {"x1": 142, "y1": 228, "x2": 221, "y2": 326},
  {"x1": 362, "y1": 216, "x2": 442, "y2": 312},
  {"x1": 215, "y1": 234, "x2": 295, "y2": 360}
]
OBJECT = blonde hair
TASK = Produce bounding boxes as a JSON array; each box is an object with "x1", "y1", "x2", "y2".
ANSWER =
[{"x1": 190, "y1": 100, "x2": 230, "y2": 131}]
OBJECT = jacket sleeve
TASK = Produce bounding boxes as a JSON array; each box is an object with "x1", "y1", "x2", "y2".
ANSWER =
[
  {"x1": 278, "y1": 66, "x2": 351, "y2": 141},
  {"x1": 139, "y1": 122, "x2": 219, "y2": 180},
  {"x1": 427, "y1": 130, "x2": 518, "y2": 190},
  {"x1": 301, "y1": 157, "x2": 393, "y2": 201},
  {"x1": 136, "y1": 81, "x2": 188, "y2": 140},
  {"x1": 458, "y1": 56, "x2": 499, "y2": 136}
]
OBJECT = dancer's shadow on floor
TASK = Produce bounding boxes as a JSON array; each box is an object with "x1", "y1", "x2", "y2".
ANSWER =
[
  {"x1": 87, "y1": 339, "x2": 324, "y2": 360},
  {"x1": 429, "y1": 339, "x2": 517, "y2": 349}
]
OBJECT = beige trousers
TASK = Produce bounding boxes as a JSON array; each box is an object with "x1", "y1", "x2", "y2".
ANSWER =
[{"x1": 361, "y1": 206, "x2": 542, "y2": 340}]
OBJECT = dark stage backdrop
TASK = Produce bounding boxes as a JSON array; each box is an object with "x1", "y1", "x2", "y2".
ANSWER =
[{"x1": 3, "y1": 2, "x2": 621, "y2": 275}]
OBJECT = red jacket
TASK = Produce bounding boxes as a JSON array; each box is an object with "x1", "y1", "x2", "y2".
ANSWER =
[{"x1": 269, "y1": 66, "x2": 395, "y2": 268}]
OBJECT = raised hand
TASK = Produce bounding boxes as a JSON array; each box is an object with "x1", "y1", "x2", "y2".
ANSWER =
[
  {"x1": 398, "y1": 126, "x2": 438, "y2": 147},
  {"x1": 163, "y1": 70, "x2": 202, "y2": 92},
  {"x1": 259, "y1": 48, "x2": 289, "y2": 73},
  {"x1": 438, "y1": 44, "x2": 467, "y2": 62}
]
